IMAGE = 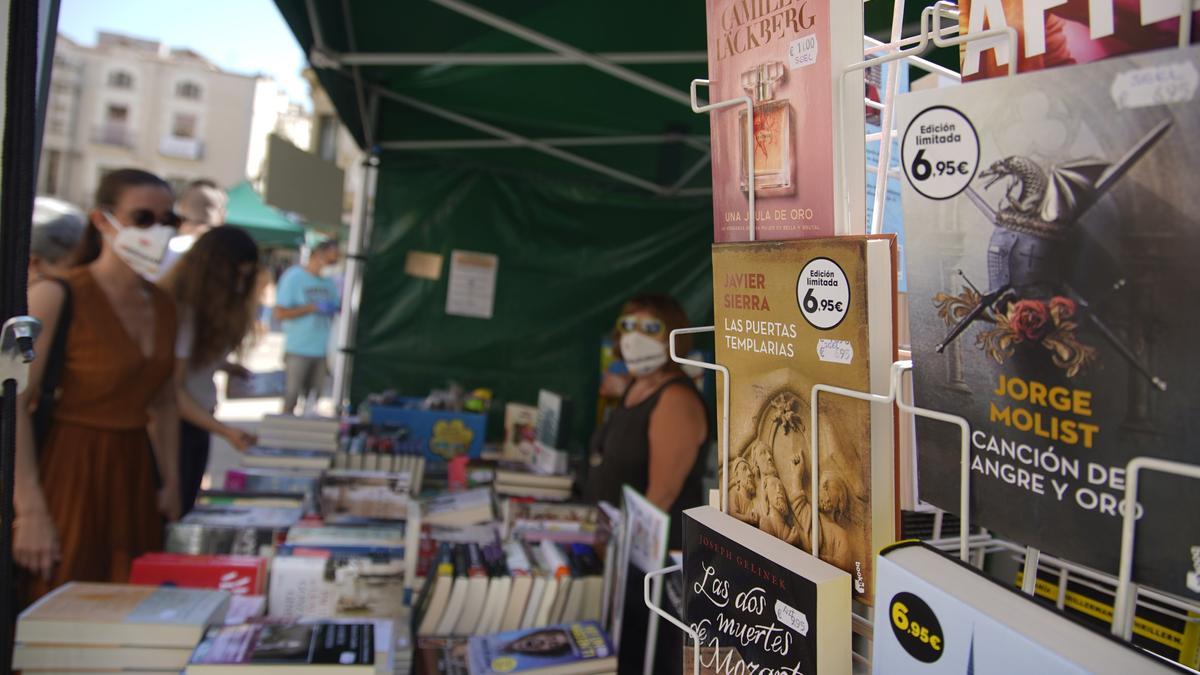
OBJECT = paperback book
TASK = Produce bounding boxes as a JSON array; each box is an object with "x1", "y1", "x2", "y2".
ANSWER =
[
  {"x1": 957, "y1": 0, "x2": 1199, "y2": 81},
  {"x1": 712, "y1": 236, "x2": 898, "y2": 604},
  {"x1": 871, "y1": 541, "x2": 1184, "y2": 673},
  {"x1": 682, "y1": 506, "x2": 851, "y2": 675},
  {"x1": 186, "y1": 622, "x2": 374, "y2": 673},
  {"x1": 466, "y1": 621, "x2": 616, "y2": 675},
  {"x1": 901, "y1": 45, "x2": 1200, "y2": 598},
  {"x1": 704, "y1": 0, "x2": 865, "y2": 240},
  {"x1": 129, "y1": 553, "x2": 268, "y2": 596},
  {"x1": 16, "y1": 583, "x2": 230, "y2": 648}
]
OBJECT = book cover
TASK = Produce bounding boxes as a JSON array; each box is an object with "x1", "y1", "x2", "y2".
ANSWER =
[
  {"x1": 901, "y1": 45, "x2": 1200, "y2": 598},
  {"x1": 712, "y1": 236, "x2": 898, "y2": 604},
  {"x1": 17, "y1": 583, "x2": 230, "y2": 648},
  {"x1": 871, "y1": 542, "x2": 1183, "y2": 673},
  {"x1": 958, "y1": 0, "x2": 1199, "y2": 82},
  {"x1": 268, "y1": 553, "x2": 406, "y2": 619},
  {"x1": 503, "y1": 403, "x2": 539, "y2": 463},
  {"x1": 129, "y1": 553, "x2": 268, "y2": 595},
  {"x1": 535, "y1": 390, "x2": 572, "y2": 451},
  {"x1": 466, "y1": 621, "x2": 616, "y2": 675},
  {"x1": 704, "y1": 0, "x2": 865, "y2": 241},
  {"x1": 187, "y1": 622, "x2": 374, "y2": 672},
  {"x1": 422, "y1": 486, "x2": 495, "y2": 528},
  {"x1": 683, "y1": 506, "x2": 851, "y2": 674},
  {"x1": 319, "y1": 471, "x2": 411, "y2": 521},
  {"x1": 414, "y1": 636, "x2": 470, "y2": 675}
]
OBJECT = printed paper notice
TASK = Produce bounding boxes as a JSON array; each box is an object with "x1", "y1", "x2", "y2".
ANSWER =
[{"x1": 446, "y1": 250, "x2": 498, "y2": 319}]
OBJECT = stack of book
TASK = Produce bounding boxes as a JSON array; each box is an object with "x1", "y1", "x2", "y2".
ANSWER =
[
  {"x1": 165, "y1": 502, "x2": 304, "y2": 556},
  {"x1": 492, "y1": 464, "x2": 573, "y2": 501},
  {"x1": 257, "y1": 414, "x2": 341, "y2": 452},
  {"x1": 13, "y1": 583, "x2": 230, "y2": 674},
  {"x1": 502, "y1": 501, "x2": 598, "y2": 544},
  {"x1": 223, "y1": 466, "x2": 322, "y2": 514}
]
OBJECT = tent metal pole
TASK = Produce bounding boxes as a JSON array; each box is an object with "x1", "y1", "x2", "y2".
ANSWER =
[
  {"x1": 377, "y1": 134, "x2": 709, "y2": 152},
  {"x1": 340, "y1": 0, "x2": 374, "y2": 150},
  {"x1": 336, "y1": 51, "x2": 707, "y2": 66},
  {"x1": 374, "y1": 86, "x2": 670, "y2": 195},
  {"x1": 667, "y1": 150, "x2": 712, "y2": 195},
  {"x1": 425, "y1": 0, "x2": 692, "y2": 106},
  {"x1": 332, "y1": 151, "x2": 378, "y2": 415},
  {"x1": 304, "y1": 0, "x2": 329, "y2": 52}
]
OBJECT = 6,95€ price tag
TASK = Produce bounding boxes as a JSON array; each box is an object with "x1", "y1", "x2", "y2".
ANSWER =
[
  {"x1": 796, "y1": 257, "x2": 849, "y2": 330},
  {"x1": 901, "y1": 105, "x2": 980, "y2": 201}
]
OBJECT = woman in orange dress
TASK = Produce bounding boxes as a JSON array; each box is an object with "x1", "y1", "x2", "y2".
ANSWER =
[{"x1": 14, "y1": 168, "x2": 182, "y2": 600}]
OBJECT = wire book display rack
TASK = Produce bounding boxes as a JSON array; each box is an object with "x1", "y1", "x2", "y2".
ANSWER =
[{"x1": 643, "y1": 1, "x2": 1200, "y2": 672}]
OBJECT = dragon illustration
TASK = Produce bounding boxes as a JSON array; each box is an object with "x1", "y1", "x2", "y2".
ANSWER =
[{"x1": 934, "y1": 119, "x2": 1171, "y2": 390}]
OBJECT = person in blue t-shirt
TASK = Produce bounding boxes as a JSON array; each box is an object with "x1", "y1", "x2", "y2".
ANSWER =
[{"x1": 273, "y1": 240, "x2": 340, "y2": 414}]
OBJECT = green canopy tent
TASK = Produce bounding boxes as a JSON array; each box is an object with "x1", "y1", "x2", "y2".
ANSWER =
[
  {"x1": 271, "y1": 0, "x2": 957, "y2": 446},
  {"x1": 225, "y1": 180, "x2": 306, "y2": 249}
]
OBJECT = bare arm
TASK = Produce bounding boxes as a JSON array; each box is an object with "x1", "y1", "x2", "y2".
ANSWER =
[
  {"x1": 174, "y1": 359, "x2": 256, "y2": 451},
  {"x1": 13, "y1": 281, "x2": 65, "y2": 578},
  {"x1": 273, "y1": 304, "x2": 315, "y2": 321},
  {"x1": 147, "y1": 371, "x2": 181, "y2": 522},
  {"x1": 645, "y1": 384, "x2": 708, "y2": 512}
]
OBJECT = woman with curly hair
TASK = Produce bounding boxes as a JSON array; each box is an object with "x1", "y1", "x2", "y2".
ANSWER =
[{"x1": 158, "y1": 225, "x2": 262, "y2": 514}]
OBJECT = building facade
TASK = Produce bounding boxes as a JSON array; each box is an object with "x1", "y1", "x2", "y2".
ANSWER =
[{"x1": 39, "y1": 31, "x2": 298, "y2": 208}]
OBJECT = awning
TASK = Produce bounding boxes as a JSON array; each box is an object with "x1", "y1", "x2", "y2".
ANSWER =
[{"x1": 225, "y1": 180, "x2": 305, "y2": 248}]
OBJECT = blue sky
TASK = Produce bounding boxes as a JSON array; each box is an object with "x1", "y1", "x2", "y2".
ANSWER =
[{"x1": 57, "y1": 0, "x2": 311, "y2": 108}]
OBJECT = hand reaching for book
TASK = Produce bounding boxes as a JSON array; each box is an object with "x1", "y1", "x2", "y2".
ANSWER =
[
  {"x1": 13, "y1": 510, "x2": 61, "y2": 580},
  {"x1": 223, "y1": 426, "x2": 257, "y2": 452}
]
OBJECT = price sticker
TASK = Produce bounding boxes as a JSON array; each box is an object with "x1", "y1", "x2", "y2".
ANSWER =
[
  {"x1": 901, "y1": 105, "x2": 980, "y2": 200},
  {"x1": 889, "y1": 592, "x2": 944, "y2": 663},
  {"x1": 796, "y1": 257, "x2": 849, "y2": 330}
]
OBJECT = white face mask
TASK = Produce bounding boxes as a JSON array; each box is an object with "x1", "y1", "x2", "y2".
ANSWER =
[
  {"x1": 103, "y1": 211, "x2": 175, "y2": 278},
  {"x1": 620, "y1": 331, "x2": 669, "y2": 377}
]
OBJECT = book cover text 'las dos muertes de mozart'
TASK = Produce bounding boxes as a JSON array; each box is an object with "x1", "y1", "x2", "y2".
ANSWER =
[{"x1": 900, "y1": 44, "x2": 1200, "y2": 599}]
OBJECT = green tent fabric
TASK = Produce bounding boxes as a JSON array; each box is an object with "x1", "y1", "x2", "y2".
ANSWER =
[
  {"x1": 269, "y1": 1, "x2": 957, "y2": 446},
  {"x1": 225, "y1": 181, "x2": 305, "y2": 248}
]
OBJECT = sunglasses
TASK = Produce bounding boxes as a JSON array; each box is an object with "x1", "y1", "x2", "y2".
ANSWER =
[
  {"x1": 616, "y1": 314, "x2": 665, "y2": 337},
  {"x1": 114, "y1": 209, "x2": 182, "y2": 228}
]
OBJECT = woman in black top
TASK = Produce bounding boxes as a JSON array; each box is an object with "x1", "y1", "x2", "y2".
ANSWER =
[
  {"x1": 584, "y1": 294, "x2": 707, "y2": 675},
  {"x1": 585, "y1": 294, "x2": 709, "y2": 544}
]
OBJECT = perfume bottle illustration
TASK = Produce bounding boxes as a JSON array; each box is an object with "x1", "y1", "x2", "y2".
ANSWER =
[{"x1": 738, "y1": 61, "x2": 794, "y2": 195}]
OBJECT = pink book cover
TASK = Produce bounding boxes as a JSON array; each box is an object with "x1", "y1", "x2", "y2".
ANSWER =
[{"x1": 705, "y1": 0, "x2": 860, "y2": 242}]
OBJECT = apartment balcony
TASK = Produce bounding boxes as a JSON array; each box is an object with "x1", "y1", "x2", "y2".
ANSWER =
[
  {"x1": 159, "y1": 135, "x2": 204, "y2": 160},
  {"x1": 92, "y1": 124, "x2": 134, "y2": 148}
]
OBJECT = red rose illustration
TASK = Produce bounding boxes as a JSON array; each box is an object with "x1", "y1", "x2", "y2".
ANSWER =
[
  {"x1": 1009, "y1": 299, "x2": 1051, "y2": 342},
  {"x1": 1049, "y1": 296, "x2": 1076, "y2": 320}
]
